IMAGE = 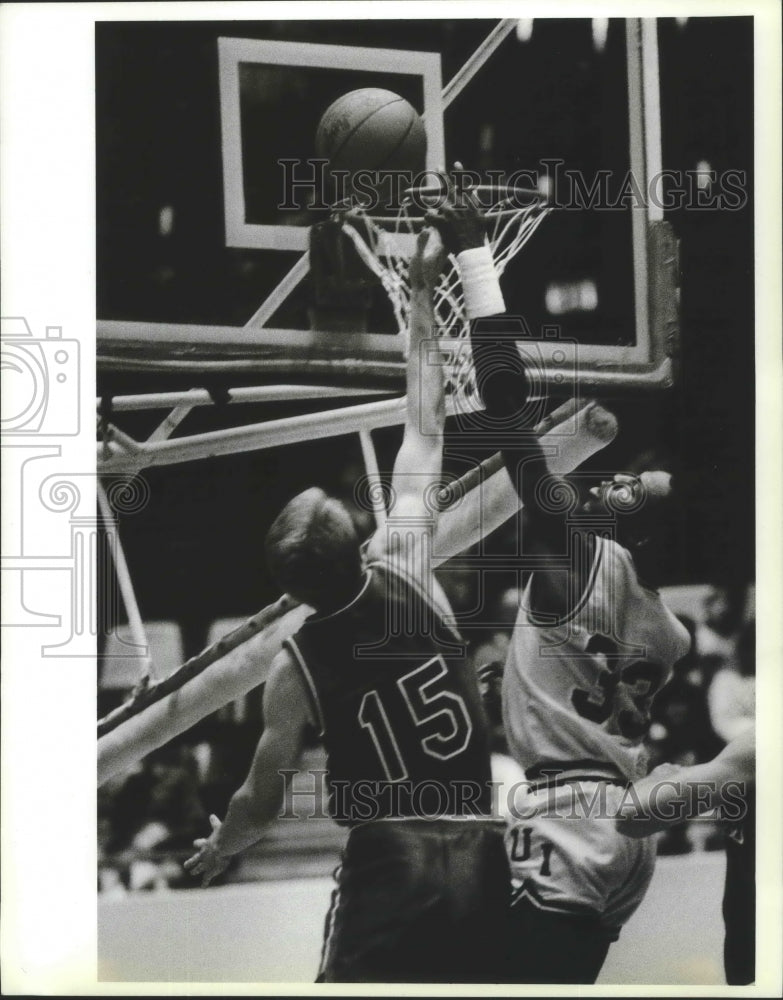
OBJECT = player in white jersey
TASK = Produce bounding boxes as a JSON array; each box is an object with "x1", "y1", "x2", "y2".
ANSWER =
[
  {"x1": 433, "y1": 176, "x2": 691, "y2": 982},
  {"x1": 499, "y1": 522, "x2": 690, "y2": 982},
  {"x1": 504, "y1": 528, "x2": 691, "y2": 785}
]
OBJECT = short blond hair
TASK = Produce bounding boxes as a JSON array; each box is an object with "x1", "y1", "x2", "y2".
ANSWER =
[{"x1": 265, "y1": 487, "x2": 361, "y2": 607}]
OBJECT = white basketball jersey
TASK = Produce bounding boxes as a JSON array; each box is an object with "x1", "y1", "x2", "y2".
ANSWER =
[{"x1": 503, "y1": 535, "x2": 691, "y2": 782}]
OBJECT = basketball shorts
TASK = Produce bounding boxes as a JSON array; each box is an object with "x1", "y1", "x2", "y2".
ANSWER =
[
  {"x1": 505, "y1": 780, "x2": 657, "y2": 937},
  {"x1": 318, "y1": 817, "x2": 510, "y2": 983}
]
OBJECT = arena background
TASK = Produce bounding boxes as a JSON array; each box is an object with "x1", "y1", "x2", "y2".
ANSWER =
[{"x1": 94, "y1": 15, "x2": 756, "y2": 987}]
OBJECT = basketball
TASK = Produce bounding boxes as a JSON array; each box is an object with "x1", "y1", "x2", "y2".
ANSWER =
[{"x1": 315, "y1": 88, "x2": 427, "y2": 175}]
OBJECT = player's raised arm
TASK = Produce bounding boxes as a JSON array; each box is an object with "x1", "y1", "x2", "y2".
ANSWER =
[
  {"x1": 406, "y1": 228, "x2": 448, "y2": 439},
  {"x1": 184, "y1": 648, "x2": 311, "y2": 885},
  {"x1": 392, "y1": 226, "x2": 447, "y2": 499},
  {"x1": 432, "y1": 176, "x2": 584, "y2": 590},
  {"x1": 369, "y1": 227, "x2": 447, "y2": 570}
]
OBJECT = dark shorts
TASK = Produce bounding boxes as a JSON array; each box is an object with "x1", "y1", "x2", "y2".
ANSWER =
[
  {"x1": 318, "y1": 818, "x2": 511, "y2": 984},
  {"x1": 506, "y1": 896, "x2": 612, "y2": 984}
]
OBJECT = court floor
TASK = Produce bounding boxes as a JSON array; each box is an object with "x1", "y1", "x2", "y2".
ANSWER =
[{"x1": 99, "y1": 851, "x2": 726, "y2": 985}]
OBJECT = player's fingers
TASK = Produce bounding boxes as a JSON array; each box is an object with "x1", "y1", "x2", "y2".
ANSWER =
[
  {"x1": 423, "y1": 207, "x2": 449, "y2": 235},
  {"x1": 452, "y1": 160, "x2": 474, "y2": 198},
  {"x1": 459, "y1": 182, "x2": 483, "y2": 215},
  {"x1": 450, "y1": 160, "x2": 482, "y2": 210},
  {"x1": 433, "y1": 166, "x2": 456, "y2": 204},
  {"x1": 465, "y1": 186, "x2": 483, "y2": 213},
  {"x1": 209, "y1": 814, "x2": 221, "y2": 830},
  {"x1": 427, "y1": 200, "x2": 460, "y2": 227}
]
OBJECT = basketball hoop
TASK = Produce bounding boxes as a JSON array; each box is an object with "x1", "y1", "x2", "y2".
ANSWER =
[{"x1": 336, "y1": 183, "x2": 552, "y2": 400}]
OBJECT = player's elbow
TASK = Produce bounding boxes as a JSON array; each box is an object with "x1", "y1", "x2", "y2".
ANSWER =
[
  {"x1": 232, "y1": 786, "x2": 263, "y2": 820},
  {"x1": 235, "y1": 781, "x2": 283, "y2": 830}
]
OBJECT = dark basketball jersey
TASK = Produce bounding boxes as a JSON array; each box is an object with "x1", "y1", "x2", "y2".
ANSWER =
[{"x1": 285, "y1": 559, "x2": 494, "y2": 825}]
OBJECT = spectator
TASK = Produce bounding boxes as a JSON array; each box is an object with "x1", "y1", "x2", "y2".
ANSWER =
[
  {"x1": 708, "y1": 621, "x2": 755, "y2": 743},
  {"x1": 697, "y1": 586, "x2": 739, "y2": 663},
  {"x1": 650, "y1": 615, "x2": 723, "y2": 768},
  {"x1": 471, "y1": 586, "x2": 519, "y2": 673}
]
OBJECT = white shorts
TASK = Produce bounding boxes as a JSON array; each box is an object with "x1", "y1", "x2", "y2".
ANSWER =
[{"x1": 505, "y1": 780, "x2": 657, "y2": 937}]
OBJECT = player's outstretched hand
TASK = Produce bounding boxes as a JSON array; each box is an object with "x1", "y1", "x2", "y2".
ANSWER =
[
  {"x1": 409, "y1": 226, "x2": 446, "y2": 291},
  {"x1": 426, "y1": 162, "x2": 486, "y2": 256},
  {"x1": 184, "y1": 813, "x2": 230, "y2": 887}
]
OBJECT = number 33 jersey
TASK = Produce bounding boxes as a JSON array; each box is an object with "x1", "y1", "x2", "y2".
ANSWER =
[
  {"x1": 503, "y1": 536, "x2": 691, "y2": 783},
  {"x1": 285, "y1": 558, "x2": 494, "y2": 825}
]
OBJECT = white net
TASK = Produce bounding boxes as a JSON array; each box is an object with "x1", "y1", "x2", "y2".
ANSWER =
[{"x1": 339, "y1": 186, "x2": 552, "y2": 401}]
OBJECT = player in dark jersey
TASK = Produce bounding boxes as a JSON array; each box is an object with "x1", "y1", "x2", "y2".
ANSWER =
[
  {"x1": 185, "y1": 227, "x2": 510, "y2": 984},
  {"x1": 616, "y1": 726, "x2": 755, "y2": 984}
]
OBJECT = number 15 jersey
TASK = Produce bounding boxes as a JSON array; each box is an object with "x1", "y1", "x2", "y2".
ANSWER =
[
  {"x1": 503, "y1": 535, "x2": 691, "y2": 783},
  {"x1": 285, "y1": 558, "x2": 494, "y2": 825}
]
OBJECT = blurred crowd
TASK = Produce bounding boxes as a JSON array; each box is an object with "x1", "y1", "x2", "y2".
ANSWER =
[
  {"x1": 98, "y1": 721, "x2": 263, "y2": 895},
  {"x1": 98, "y1": 582, "x2": 754, "y2": 893}
]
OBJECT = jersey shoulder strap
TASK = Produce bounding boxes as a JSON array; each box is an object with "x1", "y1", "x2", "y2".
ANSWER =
[{"x1": 365, "y1": 554, "x2": 463, "y2": 646}]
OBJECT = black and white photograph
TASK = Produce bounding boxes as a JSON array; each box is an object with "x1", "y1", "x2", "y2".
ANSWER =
[{"x1": 1, "y1": 2, "x2": 781, "y2": 993}]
